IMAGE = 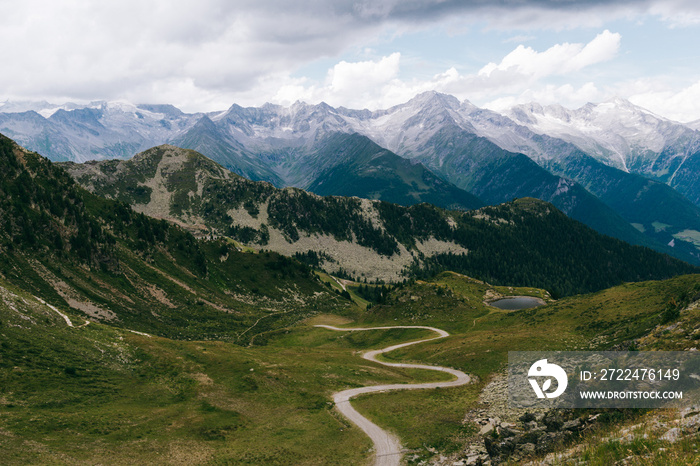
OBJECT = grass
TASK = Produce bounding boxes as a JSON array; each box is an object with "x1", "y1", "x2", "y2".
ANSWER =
[
  {"x1": 674, "y1": 229, "x2": 700, "y2": 248},
  {"x1": 228, "y1": 237, "x2": 258, "y2": 254},
  {"x1": 535, "y1": 408, "x2": 700, "y2": 465},
  {"x1": 1, "y1": 235, "x2": 357, "y2": 343},
  {"x1": 315, "y1": 271, "x2": 374, "y2": 310},
  {"x1": 653, "y1": 221, "x2": 672, "y2": 233},
  {"x1": 3, "y1": 271, "x2": 700, "y2": 464},
  {"x1": 344, "y1": 285, "x2": 373, "y2": 310},
  {"x1": 352, "y1": 384, "x2": 481, "y2": 462},
  {"x1": 342, "y1": 272, "x2": 700, "y2": 460},
  {"x1": 0, "y1": 281, "x2": 454, "y2": 465}
]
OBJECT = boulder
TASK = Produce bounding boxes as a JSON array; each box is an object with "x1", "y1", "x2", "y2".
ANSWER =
[
  {"x1": 660, "y1": 427, "x2": 682, "y2": 443},
  {"x1": 542, "y1": 412, "x2": 564, "y2": 432},
  {"x1": 562, "y1": 418, "x2": 582, "y2": 432}
]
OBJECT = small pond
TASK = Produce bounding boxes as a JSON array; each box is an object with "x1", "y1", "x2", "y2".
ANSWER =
[{"x1": 489, "y1": 296, "x2": 545, "y2": 311}]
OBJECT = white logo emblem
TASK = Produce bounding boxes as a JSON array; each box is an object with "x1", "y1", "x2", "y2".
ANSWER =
[{"x1": 528, "y1": 359, "x2": 568, "y2": 399}]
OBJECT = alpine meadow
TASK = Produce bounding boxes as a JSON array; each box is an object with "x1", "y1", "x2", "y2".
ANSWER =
[{"x1": 4, "y1": 1, "x2": 700, "y2": 465}]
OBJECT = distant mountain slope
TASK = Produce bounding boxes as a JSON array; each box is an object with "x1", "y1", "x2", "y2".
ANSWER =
[
  {"x1": 3, "y1": 94, "x2": 700, "y2": 262},
  {"x1": 343, "y1": 92, "x2": 700, "y2": 264},
  {"x1": 0, "y1": 133, "x2": 349, "y2": 340},
  {"x1": 427, "y1": 123, "x2": 700, "y2": 264},
  {"x1": 0, "y1": 101, "x2": 202, "y2": 162},
  {"x1": 170, "y1": 115, "x2": 283, "y2": 186},
  {"x1": 504, "y1": 98, "x2": 697, "y2": 172},
  {"x1": 503, "y1": 98, "x2": 700, "y2": 206},
  {"x1": 303, "y1": 132, "x2": 483, "y2": 211},
  {"x1": 3, "y1": 96, "x2": 698, "y2": 205},
  {"x1": 341, "y1": 95, "x2": 677, "y2": 259},
  {"x1": 61, "y1": 144, "x2": 699, "y2": 296},
  {"x1": 173, "y1": 93, "x2": 673, "y2": 260},
  {"x1": 171, "y1": 111, "x2": 483, "y2": 211},
  {"x1": 543, "y1": 151, "x2": 700, "y2": 264},
  {"x1": 173, "y1": 100, "x2": 352, "y2": 188},
  {"x1": 446, "y1": 98, "x2": 700, "y2": 264}
]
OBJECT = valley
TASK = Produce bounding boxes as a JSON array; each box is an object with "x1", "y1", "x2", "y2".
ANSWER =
[
  {"x1": 4, "y1": 265, "x2": 700, "y2": 464},
  {"x1": 1, "y1": 116, "x2": 700, "y2": 465},
  {"x1": 6, "y1": 0, "x2": 700, "y2": 462}
]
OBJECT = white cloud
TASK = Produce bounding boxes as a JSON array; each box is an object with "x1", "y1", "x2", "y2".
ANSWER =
[
  {"x1": 483, "y1": 83, "x2": 603, "y2": 111},
  {"x1": 267, "y1": 53, "x2": 409, "y2": 109},
  {"x1": 247, "y1": 32, "x2": 620, "y2": 111},
  {"x1": 0, "y1": 0, "x2": 697, "y2": 119},
  {"x1": 0, "y1": 0, "x2": 385, "y2": 110},
  {"x1": 478, "y1": 30, "x2": 621, "y2": 80},
  {"x1": 649, "y1": 0, "x2": 700, "y2": 26},
  {"x1": 329, "y1": 54, "x2": 401, "y2": 93},
  {"x1": 629, "y1": 80, "x2": 700, "y2": 122}
]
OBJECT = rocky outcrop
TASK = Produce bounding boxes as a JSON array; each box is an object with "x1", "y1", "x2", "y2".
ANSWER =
[
  {"x1": 447, "y1": 374, "x2": 604, "y2": 465},
  {"x1": 479, "y1": 410, "x2": 592, "y2": 464}
]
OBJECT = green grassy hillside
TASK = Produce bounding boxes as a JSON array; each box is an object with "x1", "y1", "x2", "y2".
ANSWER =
[
  {"x1": 4, "y1": 268, "x2": 700, "y2": 464},
  {"x1": 343, "y1": 272, "x2": 700, "y2": 462},
  {"x1": 0, "y1": 134, "x2": 352, "y2": 342},
  {"x1": 0, "y1": 278, "x2": 449, "y2": 464}
]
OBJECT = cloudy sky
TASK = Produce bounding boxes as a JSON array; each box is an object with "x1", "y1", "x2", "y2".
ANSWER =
[{"x1": 2, "y1": 0, "x2": 700, "y2": 121}]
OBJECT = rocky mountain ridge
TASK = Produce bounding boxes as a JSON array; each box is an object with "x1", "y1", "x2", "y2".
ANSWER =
[{"x1": 4, "y1": 94, "x2": 700, "y2": 264}]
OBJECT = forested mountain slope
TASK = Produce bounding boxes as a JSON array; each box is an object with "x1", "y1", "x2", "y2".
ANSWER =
[
  {"x1": 61, "y1": 143, "x2": 699, "y2": 296},
  {"x1": 0, "y1": 134, "x2": 351, "y2": 341}
]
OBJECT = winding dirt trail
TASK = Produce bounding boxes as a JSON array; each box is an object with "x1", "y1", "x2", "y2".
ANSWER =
[
  {"x1": 35, "y1": 297, "x2": 74, "y2": 327},
  {"x1": 314, "y1": 325, "x2": 471, "y2": 466}
]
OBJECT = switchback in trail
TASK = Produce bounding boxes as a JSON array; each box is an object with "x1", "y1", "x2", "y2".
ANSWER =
[{"x1": 314, "y1": 325, "x2": 471, "y2": 466}]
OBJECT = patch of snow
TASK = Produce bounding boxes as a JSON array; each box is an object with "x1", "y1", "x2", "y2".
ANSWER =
[
  {"x1": 554, "y1": 178, "x2": 571, "y2": 196},
  {"x1": 500, "y1": 97, "x2": 699, "y2": 172}
]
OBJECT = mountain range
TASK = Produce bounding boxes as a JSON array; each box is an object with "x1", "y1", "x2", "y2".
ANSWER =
[
  {"x1": 2, "y1": 93, "x2": 700, "y2": 265},
  {"x1": 3, "y1": 118, "x2": 700, "y2": 465},
  {"x1": 59, "y1": 143, "x2": 698, "y2": 297}
]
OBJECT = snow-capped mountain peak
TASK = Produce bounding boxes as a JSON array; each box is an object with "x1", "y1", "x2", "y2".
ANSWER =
[
  {"x1": 406, "y1": 90, "x2": 461, "y2": 109},
  {"x1": 499, "y1": 97, "x2": 700, "y2": 173},
  {"x1": 1, "y1": 92, "x2": 699, "y2": 201},
  {"x1": 0, "y1": 100, "x2": 92, "y2": 118}
]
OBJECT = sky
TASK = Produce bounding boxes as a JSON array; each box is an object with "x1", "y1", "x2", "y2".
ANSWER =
[{"x1": 2, "y1": 0, "x2": 700, "y2": 121}]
